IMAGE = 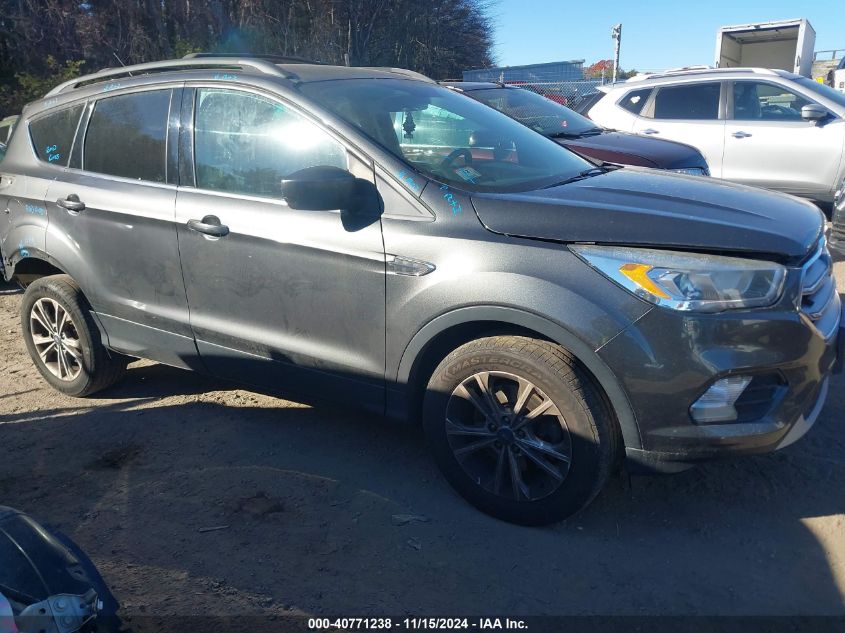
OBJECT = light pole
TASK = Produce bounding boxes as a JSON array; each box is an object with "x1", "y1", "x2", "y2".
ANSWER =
[{"x1": 611, "y1": 23, "x2": 622, "y2": 83}]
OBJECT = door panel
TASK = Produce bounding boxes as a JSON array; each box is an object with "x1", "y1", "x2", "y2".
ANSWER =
[
  {"x1": 46, "y1": 175, "x2": 196, "y2": 368},
  {"x1": 723, "y1": 81, "x2": 845, "y2": 199},
  {"x1": 175, "y1": 87, "x2": 386, "y2": 408},
  {"x1": 723, "y1": 120, "x2": 844, "y2": 198}
]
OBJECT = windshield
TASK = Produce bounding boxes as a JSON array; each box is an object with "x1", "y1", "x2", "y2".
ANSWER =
[
  {"x1": 300, "y1": 79, "x2": 594, "y2": 192},
  {"x1": 468, "y1": 87, "x2": 601, "y2": 137},
  {"x1": 793, "y1": 76, "x2": 845, "y2": 109}
]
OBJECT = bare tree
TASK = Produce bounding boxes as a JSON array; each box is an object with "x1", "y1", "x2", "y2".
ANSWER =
[{"x1": 0, "y1": 0, "x2": 495, "y2": 112}]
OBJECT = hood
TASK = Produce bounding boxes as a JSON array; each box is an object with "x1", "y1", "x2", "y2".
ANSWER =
[
  {"x1": 471, "y1": 168, "x2": 823, "y2": 261},
  {"x1": 558, "y1": 131, "x2": 707, "y2": 170}
]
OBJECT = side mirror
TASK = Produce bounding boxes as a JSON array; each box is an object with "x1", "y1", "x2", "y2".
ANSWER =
[
  {"x1": 282, "y1": 167, "x2": 381, "y2": 221},
  {"x1": 281, "y1": 166, "x2": 376, "y2": 212},
  {"x1": 801, "y1": 104, "x2": 827, "y2": 123}
]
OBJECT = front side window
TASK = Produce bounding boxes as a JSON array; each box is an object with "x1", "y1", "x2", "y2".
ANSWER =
[
  {"x1": 790, "y1": 76, "x2": 845, "y2": 110},
  {"x1": 29, "y1": 105, "x2": 84, "y2": 167},
  {"x1": 193, "y1": 88, "x2": 347, "y2": 198},
  {"x1": 468, "y1": 87, "x2": 600, "y2": 137},
  {"x1": 301, "y1": 79, "x2": 593, "y2": 193},
  {"x1": 84, "y1": 90, "x2": 171, "y2": 182},
  {"x1": 733, "y1": 82, "x2": 811, "y2": 121},
  {"x1": 653, "y1": 83, "x2": 721, "y2": 120},
  {"x1": 618, "y1": 88, "x2": 653, "y2": 115}
]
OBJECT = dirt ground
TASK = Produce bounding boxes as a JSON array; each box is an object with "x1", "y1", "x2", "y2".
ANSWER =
[{"x1": 1, "y1": 269, "x2": 844, "y2": 619}]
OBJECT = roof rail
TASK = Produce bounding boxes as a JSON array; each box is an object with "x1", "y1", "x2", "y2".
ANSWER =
[
  {"x1": 627, "y1": 66, "x2": 780, "y2": 82},
  {"x1": 44, "y1": 57, "x2": 292, "y2": 97},
  {"x1": 183, "y1": 52, "x2": 325, "y2": 65}
]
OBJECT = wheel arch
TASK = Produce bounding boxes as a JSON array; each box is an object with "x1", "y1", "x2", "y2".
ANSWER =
[
  {"x1": 12, "y1": 256, "x2": 113, "y2": 349},
  {"x1": 393, "y1": 305, "x2": 642, "y2": 450},
  {"x1": 7, "y1": 253, "x2": 67, "y2": 286}
]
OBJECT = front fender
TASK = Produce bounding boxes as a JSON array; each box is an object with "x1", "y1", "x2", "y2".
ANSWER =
[{"x1": 394, "y1": 303, "x2": 645, "y2": 451}]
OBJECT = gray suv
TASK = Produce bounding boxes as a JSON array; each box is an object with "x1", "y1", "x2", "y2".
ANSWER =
[{"x1": 1, "y1": 57, "x2": 842, "y2": 525}]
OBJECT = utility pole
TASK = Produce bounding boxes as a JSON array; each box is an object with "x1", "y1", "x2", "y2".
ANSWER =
[{"x1": 611, "y1": 23, "x2": 622, "y2": 83}]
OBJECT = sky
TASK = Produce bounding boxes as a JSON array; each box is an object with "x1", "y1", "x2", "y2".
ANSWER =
[{"x1": 492, "y1": 0, "x2": 843, "y2": 72}]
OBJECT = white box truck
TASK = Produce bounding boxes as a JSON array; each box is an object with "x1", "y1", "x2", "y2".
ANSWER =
[
  {"x1": 715, "y1": 19, "x2": 816, "y2": 77},
  {"x1": 835, "y1": 57, "x2": 845, "y2": 93}
]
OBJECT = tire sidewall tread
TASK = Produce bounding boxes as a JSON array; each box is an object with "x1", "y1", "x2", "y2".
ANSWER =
[{"x1": 423, "y1": 335, "x2": 619, "y2": 526}]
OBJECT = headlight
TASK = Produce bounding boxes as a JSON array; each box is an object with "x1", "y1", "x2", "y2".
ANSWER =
[
  {"x1": 670, "y1": 167, "x2": 709, "y2": 176},
  {"x1": 571, "y1": 245, "x2": 786, "y2": 312}
]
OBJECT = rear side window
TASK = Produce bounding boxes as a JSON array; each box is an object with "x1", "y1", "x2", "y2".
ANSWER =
[
  {"x1": 618, "y1": 88, "x2": 652, "y2": 115},
  {"x1": 84, "y1": 90, "x2": 171, "y2": 182},
  {"x1": 653, "y1": 83, "x2": 721, "y2": 120},
  {"x1": 29, "y1": 105, "x2": 84, "y2": 167},
  {"x1": 193, "y1": 88, "x2": 347, "y2": 198}
]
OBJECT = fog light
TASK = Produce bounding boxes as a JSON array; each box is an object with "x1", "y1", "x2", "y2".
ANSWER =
[{"x1": 690, "y1": 376, "x2": 752, "y2": 423}]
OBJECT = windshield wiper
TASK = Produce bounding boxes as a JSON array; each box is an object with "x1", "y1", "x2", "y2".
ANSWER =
[
  {"x1": 547, "y1": 128, "x2": 603, "y2": 139},
  {"x1": 542, "y1": 168, "x2": 605, "y2": 188}
]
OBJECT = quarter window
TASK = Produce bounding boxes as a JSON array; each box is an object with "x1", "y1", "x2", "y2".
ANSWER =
[
  {"x1": 29, "y1": 105, "x2": 84, "y2": 167},
  {"x1": 84, "y1": 90, "x2": 171, "y2": 182},
  {"x1": 193, "y1": 88, "x2": 347, "y2": 198},
  {"x1": 732, "y1": 82, "x2": 812, "y2": 121},
  {"x1": 619, "y1": 88, "x2": 653, "y2": 115},
  {"x1": 653, "y1": 83, "x2": 721, "y2": 120}
]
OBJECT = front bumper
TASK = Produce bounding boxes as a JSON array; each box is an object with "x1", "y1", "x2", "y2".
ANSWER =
[{"x1": 600, "y1": 290, "x2": 842, "y2": 473}]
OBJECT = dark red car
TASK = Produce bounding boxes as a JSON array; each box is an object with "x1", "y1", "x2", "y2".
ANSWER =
[{"x1": 443, "y1": 82, "x2": 710, "y2": 175}]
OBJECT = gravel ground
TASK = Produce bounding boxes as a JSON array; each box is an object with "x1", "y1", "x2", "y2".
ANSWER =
[{"x1": 0, "y1": 271, "x2": 844, "y2": 618}]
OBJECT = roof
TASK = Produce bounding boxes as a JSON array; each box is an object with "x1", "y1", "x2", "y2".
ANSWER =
[{"x1": 277, "y1": 64, "x2": 433, "y2": 83}]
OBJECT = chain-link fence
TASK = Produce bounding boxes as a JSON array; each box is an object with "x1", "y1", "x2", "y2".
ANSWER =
[{"x1": 506, "y1": 79, "x2": 605, "y2": 109}]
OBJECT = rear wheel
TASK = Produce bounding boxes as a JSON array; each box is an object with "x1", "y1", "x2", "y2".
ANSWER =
[
  {"x1": 21, "y1": 275, "x2": 128, "y2": 396},
  {"x1": 423, "y1": 336, "x2": 619, "y2": 525}
]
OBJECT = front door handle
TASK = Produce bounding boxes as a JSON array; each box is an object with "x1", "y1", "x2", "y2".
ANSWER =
[
  {"x1": 642, "y1": 128, "x2": 659, "y2": 135},
  {"x1": 56, "y1": 194, "x2": 85, "y2": 212},
  {"x1": 732, "y1": 131, "x2": 752, "y2": 139},
  {"x1": 187, "y1": 215, "x2": 229, "y2": 237}
]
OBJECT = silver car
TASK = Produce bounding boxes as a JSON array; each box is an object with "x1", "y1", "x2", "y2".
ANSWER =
[{"x1": 587, "y1": 68, "x2": 845, "y2": 207}]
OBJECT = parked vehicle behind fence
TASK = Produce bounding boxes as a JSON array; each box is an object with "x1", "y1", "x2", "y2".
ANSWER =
[
  {"x1": 442, "y1": 82, "x2": 709, "y2": 174},
  {"x1": 587, "y1": 67, "x2": 845, "y2": 210},
  {"x1": 0, "y1": 56, "x2": 841, "y2": 525}
]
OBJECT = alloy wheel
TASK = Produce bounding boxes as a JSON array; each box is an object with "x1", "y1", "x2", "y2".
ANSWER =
[
  {"x1": 29, "y1": 298, "x2": 82, "y2": 381},
  {"x1": 446, "y1": 371, "x2": 572, "y2": 501}
]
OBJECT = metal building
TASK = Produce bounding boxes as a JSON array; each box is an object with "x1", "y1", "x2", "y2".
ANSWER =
[{"x1": 462, "y1": 60, "x2": 585, "y2": 83}]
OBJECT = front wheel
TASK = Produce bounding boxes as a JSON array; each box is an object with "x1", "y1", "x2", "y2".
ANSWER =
[
  {"x1": 21, "y1": 275, "x2": 128, "y2": 396},
  {"x1": 423, "y1": 336, "x2": 619, "y2": 525}
]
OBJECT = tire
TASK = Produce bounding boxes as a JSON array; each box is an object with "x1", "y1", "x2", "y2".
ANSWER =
[
  {"x1": 21, "y1": 274, "x2": 128, "y2": 397},
  {"x1": 423, "y1": 335, "x2": 619, "y2": 526}
]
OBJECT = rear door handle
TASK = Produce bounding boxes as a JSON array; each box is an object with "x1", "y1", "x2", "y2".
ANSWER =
[
  {"x1": 56, "y1": 194, "x2": 85, "y2": 212},
  {"x1": 187, "y1": 215, "x2": 229, "y2": 237},
  {"x1": 642, "y1": 128, "x2": 659, "y2": 135},
  {"x1": 732, "y1": 131, "x2": 752, "y2": 139}
]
